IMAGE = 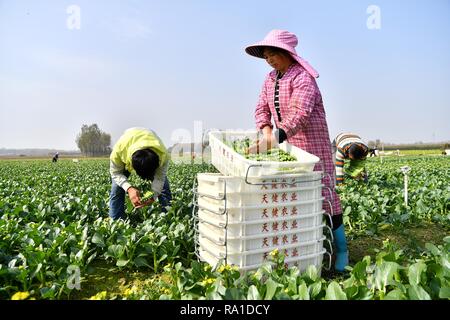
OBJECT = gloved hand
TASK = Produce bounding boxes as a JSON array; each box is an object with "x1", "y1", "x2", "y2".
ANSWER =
[{"x1": 273, "y1": 128, "x2": 287, "y2": 144}]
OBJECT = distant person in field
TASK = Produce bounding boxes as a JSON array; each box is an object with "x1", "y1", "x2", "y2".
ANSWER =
[
  {"x1": 369, "y1": 147, "x2": 377, "y2": 157},
  {"x1": 109, "y1": 127, "x2": 172, "y2": 220},
  {"x1": 245, "y1": 30, "x2": 349, "y2": 272},
  {"x1": 333, "y1": 133, "x2": 369, "y2": 185},
  {"x1": 52, "y1": 152, "x2": 59, "y2": 163}
]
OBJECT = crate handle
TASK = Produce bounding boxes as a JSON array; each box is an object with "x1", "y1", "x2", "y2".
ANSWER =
[
  {"x1": 323, "y1": 186, "x2": 334, "y2": 202},
  {"x1": 196, "y1": 233, "x2": 227, "y2": 247},
  {"x1": 324, "y1": 238, "x2": 334, "y2": 256},
  {"x1": 323, "y1": 199, "x2": 335, "y2": 217},
  {"x1": 193, "y1": 175, "x2": 229, "y2": 262},
  {"x1": 195, "y1": 190, "x2": 226, "y2": 201},
  {"x1": 192, "y1": 177, "x2": 202, "y2": 261},
  {"x1": 323, "y1": 212, "x2": 334, "y2": 231},
  {"x1": 244, "y1": 164, "x2": 324, "y2": 186},
  {"x1": 323, "y1": 251, "x2": 333, "y2": 271},
  {"x1": 197, "y1": 204, "x2": 228, "y2": 216},
  {"x1": 191, "y1": 177, "x2": 198, "y2": 217},
  {"x1": 323, "y1": 224, "x2": 334, "y2": 243},
  {"x1": 195, "y1": 215, "x2": 228, "y2": 229},
  {"x1": 198, "y1": 244, "x2": 229, "y2": 263},
  {"x1": 315, "y1": 160, "x2": 333, "y2": 186}
]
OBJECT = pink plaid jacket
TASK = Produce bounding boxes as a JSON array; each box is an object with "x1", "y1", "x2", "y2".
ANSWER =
[{"x1": 255, "y1": 63, "x2": 342, "y2": 216}]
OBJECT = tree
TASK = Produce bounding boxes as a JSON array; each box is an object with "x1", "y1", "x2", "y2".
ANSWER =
[{"x1": 76, "y1": 124, "x2": 111, "y2": 157}]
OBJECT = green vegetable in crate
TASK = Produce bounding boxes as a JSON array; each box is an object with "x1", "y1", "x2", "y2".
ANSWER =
[
  {"x1": 230, "y1": 138, "x2": 251, "y2": 155},
  {"x1": 245, "y1": 148, "x2": 297, "y2": 162},
  {"x1": 227, "y1": 138, "x2": 296, "y2": 162}
]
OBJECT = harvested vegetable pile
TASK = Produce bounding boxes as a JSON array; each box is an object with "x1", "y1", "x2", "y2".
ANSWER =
[
  {"x1": 245, "y1": 149, "x2": 297, "y2": 162},
  {"x1": 228, "y1": 138, "x2": 297, "y2": 162}
]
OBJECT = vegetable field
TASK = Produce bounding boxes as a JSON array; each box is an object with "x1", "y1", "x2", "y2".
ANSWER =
[{"x1": 0, "y1": 156, "x2": 449, "y2": 300}]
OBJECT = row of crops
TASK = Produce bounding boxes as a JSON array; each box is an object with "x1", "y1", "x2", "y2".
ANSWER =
[{"x1": 0, "y1": 156, "x2": 448, "y2": 300}]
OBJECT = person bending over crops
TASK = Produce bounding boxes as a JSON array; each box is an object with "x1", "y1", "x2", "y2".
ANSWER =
[
  {"x1": 109, "y1": 127, "x2": 172, "y2": 220},
  {"x1": 332, "y1": 133, "x2": 369, "y2": 185},
  {"x1": 245, "y1": 30, "x2": 349, "y2": 272}
]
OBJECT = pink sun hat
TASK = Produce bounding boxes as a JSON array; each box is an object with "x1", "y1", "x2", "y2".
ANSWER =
[{"x1": 245, "y1": 29, "x2": 319, "y2": 78}]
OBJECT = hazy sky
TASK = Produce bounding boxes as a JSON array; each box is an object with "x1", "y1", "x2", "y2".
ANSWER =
[{"x1": 1, "y1": 0, "x2": 449, "y2": 150}]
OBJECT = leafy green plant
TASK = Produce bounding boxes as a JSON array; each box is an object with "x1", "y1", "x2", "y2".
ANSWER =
[{"x1": 0, "y1": 157, "x2": 448, "y2": 300}]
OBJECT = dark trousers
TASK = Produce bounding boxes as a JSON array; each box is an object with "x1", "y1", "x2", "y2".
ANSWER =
[{"x1": 328, "y1": 214, "x2": 343, "y2": 231}]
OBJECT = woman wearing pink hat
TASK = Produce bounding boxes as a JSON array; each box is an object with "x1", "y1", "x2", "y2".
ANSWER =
[{"x1": 246, "y1": 30, "x2": 349, "y2": 272}]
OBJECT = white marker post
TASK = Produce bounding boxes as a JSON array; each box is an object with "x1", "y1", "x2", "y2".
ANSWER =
[{"x1": 400, "y1": 166, "x2": 411, "y2": 206}]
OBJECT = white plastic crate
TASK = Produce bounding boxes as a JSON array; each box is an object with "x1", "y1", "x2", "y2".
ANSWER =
[
  {"x1": 284, "y1": 253, "x2": 324, "y2": 274},
  {"x1": 198, "y1": 237, "x2": 325, "y2": 271},
  {"x1": 209, "y1": 130, "x2": 321, "y2": 178},
  {"x1": 197, "y1": 172, "x2": 323, "y2": 194},
  {"x1": 198, "y1": 210, "x2": 324, "y2": 238},
  {"x1": 198, "y1": 221, "x2": 324, "y2": 252},
  {"x1": 197, "y1": 196, "x2": 324, "y2": 222},
  {"x1": 199, "y1": 247, "x2": 324, "y2": 273},
  {"x1": 197, "y1": 173, "x2": 323, "y2": 208},
  {"x1": 198, "y1": 185, "x2": 323, "y2": 208}
]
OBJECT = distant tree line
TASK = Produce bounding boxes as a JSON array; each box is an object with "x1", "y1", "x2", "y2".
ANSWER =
[
  {"x1": 367, "y1": 140, "x2": 450, "y2": 151},
  {"x1": 76, "y1": 124, "x2": 111, "y2": 157}
]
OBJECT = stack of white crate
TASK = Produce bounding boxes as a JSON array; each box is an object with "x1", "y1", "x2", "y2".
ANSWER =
[{"x1": 194, "y1": 131, "x2": 332, "y2": 273}]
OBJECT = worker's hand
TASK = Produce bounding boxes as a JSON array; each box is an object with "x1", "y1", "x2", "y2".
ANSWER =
[
  {"x1": 244, "y1": 126, "x2": 276, "y2": 155},
  {"x1": 353, "y1": 172, "x2": 368, "y2": 183},
  {"x1": 357, "y1": 172, "x2": 369, "y2": 183},
  {"x1": 135, "y1": 197, "x2": 154, "y2": 209},
  {"x1": 245, "y1": 137, "x2": 276, "y2": 154},
  {"x1": 127, "y1": 187, "x2": 142, "y2": 208}
]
